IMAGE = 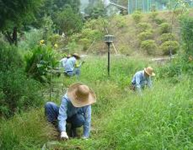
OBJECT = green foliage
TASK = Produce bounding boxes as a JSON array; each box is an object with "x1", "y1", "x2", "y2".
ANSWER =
[
  {"x1": 137, "y1": 22, "x2": 152, "y2": 32},
  {"x1": 55, "y1": 5, "x2": 83, "y2": 35},
  {"x1": 48, "y1": 34, "x2": 61, "y2": 46},
  {"x1": 180, "y1": 16, "x2": 193, "y2": 55},
  {"x1": 25, "y1": 45, "x2": 58, "y2": 83},
  {"x1": 66, "y1": 40, "x2": 79, "y2": 53},
  {"x1": 18, "y1": 29, "x2": 44, "y2": 51},
  {"x1": 103, "y1": 77, "x2": 193, "y2": 150},
  {"x1": 159, "y1": 23, "x2": 171, "y2": 34},
  {"x1": 159, "y1": 41, "x2": 179, "y2": 55},
  {"x1": 132, "y1": 11, "x2": 143, "y2": 24},
  {"x1": 0, "y1": 44, "x2": 43, "y2": 118},
  {"x1": 81, "y1": 28, "x2": 103, "y2": 41},
  {"x1": 138, "y1": 31, "x2": 153, "y2": 41},
  {"x1": 79, "y1": 38, "x2": 91, "y2": 51},
  {"x1": 159, "y1": 33, "x2": 176, "y2": 43},
  {"x1": 0, "y1": 0, "x2": 42, "y2": 30},
  {"x1": 0, "y1": 109, "x2": 56, "y2": 149},
  {"x1": 112, "y1": 16, "x2": 128, "y2": 29},
  {"x1": 85, "y1": 1, "x2": 106, "y2": 19},
  {"x1": 140, "y1": 40, "x2": 157, "y2": 55},
  {"x1": 149, "y1": 11, "x2": 159, "y2": 22}
]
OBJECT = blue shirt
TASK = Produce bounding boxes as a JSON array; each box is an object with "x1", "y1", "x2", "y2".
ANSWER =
[
  {"x1": 60, "y1": 57, "x2": 68, "y2": 68},
  {"x1": 64, "y1": 57, "x2": 76, "y2": 73},
  {"x1": 57, "y1": 94, "x2": 91, "y2": 138},
  {"x1": 131, "y1": 70, "x2": 152, "y2": 93}
]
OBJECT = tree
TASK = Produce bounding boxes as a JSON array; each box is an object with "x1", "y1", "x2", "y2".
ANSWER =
[
  {"x1": 55, "y1": 5, "x2": 83, "y2": 35},
  {"x1": 0, "y1": 0, "x2": 42, "y2": 45}
]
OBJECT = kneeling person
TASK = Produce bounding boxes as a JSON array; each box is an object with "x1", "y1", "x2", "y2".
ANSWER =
[{"x1": 45, "y1": 83, "x2": 96, "y2": 140}]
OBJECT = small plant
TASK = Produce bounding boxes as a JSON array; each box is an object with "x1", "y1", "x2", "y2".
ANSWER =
[
  {"x1": 137, "y1": 22, "x2": 152, "y2": 32},
  {"x1": 149, "y1": 11, "x2": 158, "y2": 22},
  {"x1": 159, "y1": 41, "x2": 179, "y2": 55},
  {"x1": 25, "y1": 45, "x2": 58, "y2": 83},
  {"x1": 79, "y1": 38, "x2": 91, "y2": 51},
  {"x1": 159, "y1": 33, "x2": 176, "y2": 43},
  {"x1": 132, "y1": 11, "x2": 142, "y2": 24},
  {"x1": 140, "y1": 40, "x2": 157, "y2": 55},
  {"x1": 0, "y1": 44, "x2": 43, "y2": 118},
  {"x1": 138, "y1": 30, "x2": 153, "y2": 41},
  {"x1": 159, "y1": 23, "x2": 171, "y2": 34}
]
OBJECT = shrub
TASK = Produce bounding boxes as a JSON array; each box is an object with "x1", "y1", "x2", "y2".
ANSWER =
[
  {"x1": 137, "y1": 22, "x2": 152, "y2": 32},
  {"x1": 132, "y1": 11, "x2": 142, "y2": 24},
  {"x1": 159, "y1": 33, "x2": 176, "y2": 43},
  {"x1": 0, "y1": 44, "x2": 43, "y2": 118},
  {"x1": 79, "y1": 38, "x2": 91, "y2": 51},
  {"x1": 25, "y1": 45, "x2": 58, "y2": 83},
  {"x1": 140, "y1": 40, "x2": 157, "y2": 55},
  {"x1": 81, "y1": 28, "x2": 103, "y2": 41},
  {"x1": 159, "y1": 41, "x2": 179, "y2": 55},
  {"x1": 180, "y1": 16, "x2": 193, "y2": 55},
  {"x1": 18, "y1": 29, "x2": 44, "y2": 51},
  {"x1": 138, "y1": 30, "x2": 153, "y2": 41},
  {"x1": 154, "y1": 18, "x2": 166, "y2": 25},
  {"x1": 149, "y1": 11, "x2": 158, "y2": 21},
  {"x1": 114, "y1": 16, "x2": 127, "y2": 28},
  {"x1": 159, "y1": 23, "x2": 171, "y2": 34}
]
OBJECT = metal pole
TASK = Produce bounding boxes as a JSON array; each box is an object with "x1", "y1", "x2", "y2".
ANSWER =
[{"x1": 107, "y1": 43, "x2": 110, "y2": 76}]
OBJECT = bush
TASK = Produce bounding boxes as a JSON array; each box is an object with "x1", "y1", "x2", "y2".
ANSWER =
[
  {"x1": 159, "y1": 41, "x2": 179, "y2": 55},
  {"x1": 159, "y1": 33, "x2": 176, "y2": 43},
  {"x1": 0, "y1": 44, "x2": 43, "y2": 118},
  {"x1": 138, "y1": 30, "x2": 153, "y2": 41},
  {"x1": 25, "y1": 45, "x2": 58, "y2": 83},
  {"x1": 79, "y1": 38, "x2": 91, "y2": 51},
  {"x1": 180, "y1": 16, "x2": 193, "y2": 55},
  {"x1": 140, "y1": 40, "x2": 157, "y2": 55},
  {"x1": 149, "y1": 11, "x2": 158, "y2": 21},
  {"x1": 159, "y1": 23, "x2": 171, "y2": 34},
  {"x1": 137, "y1": 23, "x2": 152, "y2": 32},
  {"x1": 132, "y1": 11, "x2": 142, "y2": 24}
]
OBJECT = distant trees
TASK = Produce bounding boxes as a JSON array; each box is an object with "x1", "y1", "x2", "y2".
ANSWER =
[
  {"x1": 54, "y1": 5, "x2": 83, "y2": 35},
  {"x1": 0, "y1": 0, "x2": 43, "y2": 45}
]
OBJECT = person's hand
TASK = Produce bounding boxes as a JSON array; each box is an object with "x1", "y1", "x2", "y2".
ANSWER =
[{"x1": 60, "y1": 131, "x2": 69, "y2": 140}]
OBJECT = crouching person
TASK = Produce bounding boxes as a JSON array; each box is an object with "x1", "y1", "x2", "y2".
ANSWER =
[{"x1": 45, "y1": 83, "x2": 96, "y2": 140}]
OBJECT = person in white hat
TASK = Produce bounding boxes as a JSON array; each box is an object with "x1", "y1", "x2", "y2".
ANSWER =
[
  {"x1": 130, "y1": 66, "x2": 155, "y2": 94},
  {"x1": 64, "y1": 53, "x2": 84, "y2": 78},
  {"x1": 45, "y1": 83, "x2": 96, "y2": 140}
]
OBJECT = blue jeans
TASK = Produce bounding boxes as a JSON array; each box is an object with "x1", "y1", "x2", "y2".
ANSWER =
[
  {"x1": 45, "y1": 102, "x2": 85, "y2": 131},
  {"x1": 65, "y1": 68, "x2": 80, "y2": 78}
]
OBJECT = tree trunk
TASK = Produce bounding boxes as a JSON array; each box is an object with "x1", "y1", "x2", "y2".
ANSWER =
[{"x1": 3, "y1": 27, "x2": 18, "y2": 46}]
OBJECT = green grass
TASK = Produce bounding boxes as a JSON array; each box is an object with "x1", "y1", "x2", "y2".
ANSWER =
[{"x1": 1, "y1": 55, "x2": 193, "y2": 150}]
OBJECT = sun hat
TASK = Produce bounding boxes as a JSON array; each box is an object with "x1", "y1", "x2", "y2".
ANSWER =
[
  {"x1": 144, "y1": 66, "x2": 155, "y2": 76},
  {"x1": 72, "y1": 53, "x2": 80, "y2": 59},
  {"x1": 67, "y1": 83, "x2": 96, "y2": 107}
]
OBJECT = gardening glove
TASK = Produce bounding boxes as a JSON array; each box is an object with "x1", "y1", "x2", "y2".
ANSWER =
[{"x1": 60, "y1": 131, "x2": 69, "y2": 140}]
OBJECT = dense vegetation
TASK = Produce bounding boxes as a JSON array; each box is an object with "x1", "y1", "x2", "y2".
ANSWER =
[{"x1": 0, "y1": 0, "x2": 193, "y2": 149}]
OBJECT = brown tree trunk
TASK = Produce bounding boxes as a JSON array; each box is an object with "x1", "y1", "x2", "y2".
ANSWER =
[
  {"x1": 13, "y1": 27, "x2": 18, "y2": 46},
  {"x1": 3, "y1": 27, "x2": 18, "y2": 45}
]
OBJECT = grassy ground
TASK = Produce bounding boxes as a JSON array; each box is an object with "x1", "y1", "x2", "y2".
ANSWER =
[{"x1": 1, "y1": 55, "x2": 193, "y2": 150}]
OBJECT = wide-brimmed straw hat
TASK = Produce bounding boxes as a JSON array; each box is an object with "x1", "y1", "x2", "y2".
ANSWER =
[
  {"x1": 72, "y1": 53, "x2": 80, "y2": 59},
  {"x1": 67, "y1": 83, "x2": 96, "y2": 107},
  {"x1": 144, "y1": 67, "x2": 155, "y2": 76}
]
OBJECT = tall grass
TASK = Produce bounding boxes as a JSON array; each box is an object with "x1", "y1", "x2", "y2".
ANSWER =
[{"x1": 1, "y1": 55, "x2": 193, "y2": 149}]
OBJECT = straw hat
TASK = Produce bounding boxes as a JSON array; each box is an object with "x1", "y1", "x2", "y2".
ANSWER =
[
  {"x1": 67, "y1": 83, "x2": 96, "y2": 107},
  {"x1": 144, "y1": 67, "x2": 155, "y2": 76},
  {"x1": 72, "y1": 53, "x2": 80, "y2": 59}
]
